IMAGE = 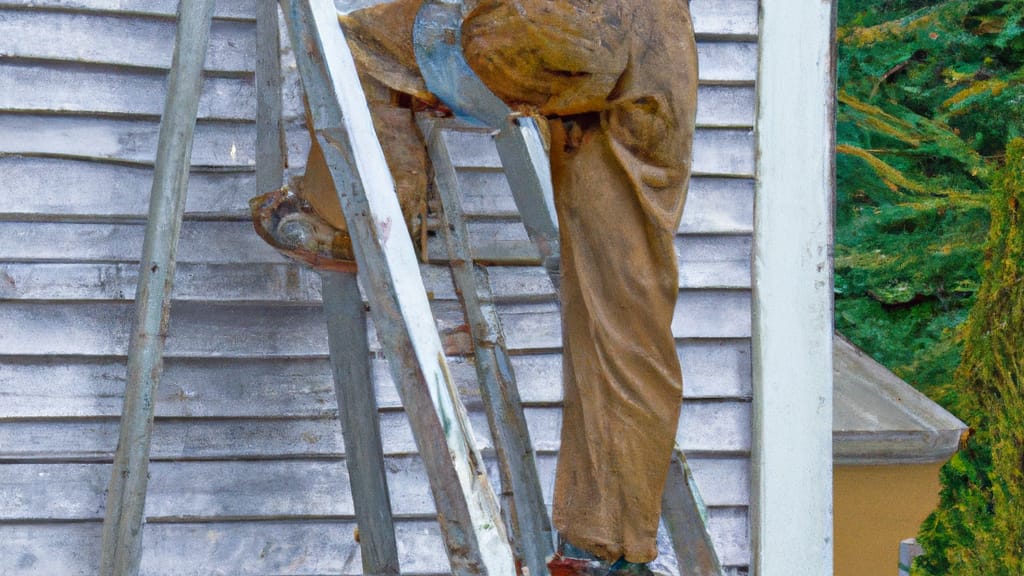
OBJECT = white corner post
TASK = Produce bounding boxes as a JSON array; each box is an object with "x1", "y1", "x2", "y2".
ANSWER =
[{"x1": 752, "y1": 0, "x2": 836, "y2": 575}]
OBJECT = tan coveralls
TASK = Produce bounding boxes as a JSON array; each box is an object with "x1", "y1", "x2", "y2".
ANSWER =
[{"x1": 303, "y1": 0, "x2": 698, "y2": 563}]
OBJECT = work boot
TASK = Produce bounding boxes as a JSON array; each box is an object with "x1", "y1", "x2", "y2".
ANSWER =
[
  {"x1": 249, "y1": 180, "x2": 357, "y2": 272},
  {"x1": 605, "y1": 557, "x2": 655, "y2": 576}
]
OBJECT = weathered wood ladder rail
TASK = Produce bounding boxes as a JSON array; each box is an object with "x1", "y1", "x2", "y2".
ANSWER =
[{"x1": 99, "y1": 1, "x2": 724, "y2": 575}]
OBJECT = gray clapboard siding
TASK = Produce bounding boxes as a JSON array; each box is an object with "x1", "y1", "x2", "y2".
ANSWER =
[
  {"x1": 0, "y1": 62, "x2": 306, "y2": 121},
  {"x1": 0, "y1": 457, "x2": 749, "y2": 522},
  {"x1": 0, "y1": 0, "x2": 255, "y2": 20},
  {"x1": 0, "y1": 0, "x2": 758, "y2": 571},
  {"x1": 690, "y1": 0, "x2": 757, "y2": 38},
  {"x1": 445, "y1": 129, "x2": 755, "y2": 177},
  {"x1": 0, "y1": 515, "x2": 750, "y2": 575},
  {"x1": 0, "y1": 62, "x2": 255, "y2": 121},
  {"x1": 0, "y1": 10, "x2": 255, "y2": 72},
  {"x1": 696, "y1": 85, "x2": 756, "y2": 127},
  {"x1": 0, "y1": 520, "x2": 449, "y2": 576},
  {"x1": 1, "y1": 63, "x2": 747, "y2": 126},
  {"x1": 706, "y1": 507, "x2": 750, "y2": 568},
  {"x1": 457, "y1": 171, "x2": 754, "y2": 235},
  {"x1": 678, "y1": 235, "x2": 752, "y2": 289},
  {"x1": 0, "y1": 400, "x2": 749, "y2": 461},
  {"x1": 426, "y1": 225, "x2": 753, "y2": 285},
  {"x1": 680, "y1": 178, "x2": 755, "y2": 234},
  {"x1": 499, "y1": 290, "x2": 752, "y2": 350},
  {"x1": 0, "y1": 114, "x2": 309, "y2": 168},
  {"x1": 0, "y1": 222, "x2": 284, "y2": 264},
  {"x1": 0, "y1": 262, "x2": 459, "y2": 303},
  {"x1": 0, "y1": 158, "x2": 752, "y2": 233},
  {"x1": 0, "y1": 8, "x2": 748, "y2": 82},
  {"x1": 0, "y1": 339, "x2": 750, "y2": 421},
  {"x1": 0, "y1": 157, "x2": 261, "y2": 219},
  {"x1": 697, "y1": 42, "x2": 758, "y2": 84},
  {"x1": 0, "y1": 263, "x2": 322, "y2": 302},
  {"x1": 0, "y1": 290, "x2": 750, "y2": 356}
]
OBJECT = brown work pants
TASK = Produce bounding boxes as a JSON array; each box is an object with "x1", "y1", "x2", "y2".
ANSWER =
[{"x1": 311, "y1": 0, "x2": 698, "y2": 563}]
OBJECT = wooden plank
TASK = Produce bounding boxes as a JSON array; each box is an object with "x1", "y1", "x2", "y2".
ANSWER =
[
  {"x1": 321, "y1": 272, "x2": 400, "y2": 576},
  {"x1": 99, "y1": 2, "x2": 215, "y2": 573},
  {"x1": 0, "y1": 401, "x2": 749, "y2": 460},
  {"x1": 0, "y1": 293, "x2": 749, "y2": 356},
  {"x1": 691, "y1": 0, "x2": 758, "y2": 38},
  {"x1": 697, "y1": 42, "x2": 758, "y2": 84},
  {"x1": 0, "y1": 221, "x2": 284, "y2": 264},
  {"x1": 0, "y1": 114, "x2": 310, "y2": 169},
  {"x1": 752, "y1": 1, "x2": 836, "y2": 574},
  {"x1": 692, "y1": 130, "x2": 755, "y2": 177},
  {"x1": 0, "y1": 520, "x2": 451, "y2": 576},
  {"x1": 0, "y1": 262, "x2": 321, "y2": 302},
  {"x1": 0, "y1": 457, "x2": 750, "y2": 522},
  {"x1": 0, "y1": 0, "x2": 255, "y2": 19},
  {"x1": 448, "y1": 233, "x2": 751, "y2": 291},
  {"x1": 425, "y1": 224, "x2": 754, "y2": 276},
  {"x1": 677, "y1": 235, "x2": 752, "y2": 289},
  {"x1": 680, "y1": 340, "x2": 753, "y2": 400},
  {"x1": 0, "y1": 261, "x2": 456, "y2": 302},
  {"x1": 0, "y1": 10, "x2": 254, "y2": 72},
  {"x1": 445, "y1": 127, "x2": 755, "y2": 176},
  {"x1": 498, "y1": 290, "x2": 752, "y2": 350},
  {"x1": 679, "y1": 178, "x2": 755, "y2": 234},
  {"x1": 0, "y1": 62, "x2": 260, "y2": 121},
  {"x1": 0, "y1": 294, "x2": 748, "y2": 358},
  {"x1": 0, "y1": 512, "x2": 751, "y2": 575},
  {"x1": 278, "y1": 1, "x2": 514, "y2": 572},
  {"x1": 0, "y1": 338, "x2": 750, "y2": 421},
  {"x1": 0, "y1": 157, "x2": 259, "y2": 218},
  {"x1": 455, "y1": 171, "x2": 754, "y2": 235},
  {"x1": 696, "y1": 86, "x2": 756, "y2": 127}
]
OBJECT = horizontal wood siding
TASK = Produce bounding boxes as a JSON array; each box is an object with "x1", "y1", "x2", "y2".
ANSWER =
[{"x1": 0, "y1": 1, "x2": 756, "y2": 573}]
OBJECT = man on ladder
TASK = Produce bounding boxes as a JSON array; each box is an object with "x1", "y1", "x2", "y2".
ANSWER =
[{"x1": 252, "y1": 1, "x2": 698, "y2": 573}]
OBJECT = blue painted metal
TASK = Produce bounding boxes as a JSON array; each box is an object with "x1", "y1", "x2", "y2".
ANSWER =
[{"x1": 412, "y1": 0, "x2": 509, "y2": 128}]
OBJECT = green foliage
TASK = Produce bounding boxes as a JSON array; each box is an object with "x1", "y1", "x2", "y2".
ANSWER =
[
  {"x1": 838, "y1": 3, "x2": 1024, "y2": 572},
  {"x1": 835, "y1": 0, "x2": 1024, "y2": 393},
  {"x1": 914, "y1": 139, "x2": 1024, "y2": 575}
]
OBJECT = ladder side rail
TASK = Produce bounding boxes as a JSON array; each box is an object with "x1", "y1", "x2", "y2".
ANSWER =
[
  {"x1": 322, "y1": 271, "x2": 401, "y2": 575},
  {"x1": 661, "y1": 448, "x2": 726, "y2": 576},
  {"x1": 99, "y1": 1, "x2": 216, "y2": 574},
  {"x1": 277, "y1": 2, "x2": 515, "y2": 574},
  {"x1": 256, "y1": 0, "x2": 286, "y2": 195},
  {"x1": 423, "y1": 117, "x2": 556, "y2": 576},
  {"x1": 492, "y1": 120, "x2": 561, "y2": 293},
  {"x1": 256, "y1": 7, "x2": 401, "y2": 573}
]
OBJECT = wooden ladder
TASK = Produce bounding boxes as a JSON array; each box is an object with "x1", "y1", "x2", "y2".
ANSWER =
[{"x1": 98, "y1": 1, "x2": 724, "y2": 575}]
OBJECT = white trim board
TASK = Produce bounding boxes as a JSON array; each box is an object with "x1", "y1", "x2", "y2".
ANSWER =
[{"x1": 752, "y1": 1, "x2": 837, "y2": 574}]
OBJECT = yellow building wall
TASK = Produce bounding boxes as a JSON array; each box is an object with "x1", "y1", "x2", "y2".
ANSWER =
[{"x1": 834, "y1": 462, "x2": 945, "y2": 576}]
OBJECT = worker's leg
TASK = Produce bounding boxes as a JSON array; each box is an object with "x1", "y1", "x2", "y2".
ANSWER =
[{"x1": 460, "y1": 0, "x2": 698, "y2": 564}]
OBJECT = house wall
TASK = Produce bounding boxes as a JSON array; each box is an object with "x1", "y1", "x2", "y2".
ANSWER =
[
  {"x1": 0, "y1": 0, "x2": 758, "y2": 573},
  {"x1": 834, "y1": 462, "x2": 946, "y2": 576}
]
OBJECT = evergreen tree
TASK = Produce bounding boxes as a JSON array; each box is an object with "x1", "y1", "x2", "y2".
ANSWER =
[{"x1": 914, "y1": 139, "x2": 1024, "y2": 575}]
